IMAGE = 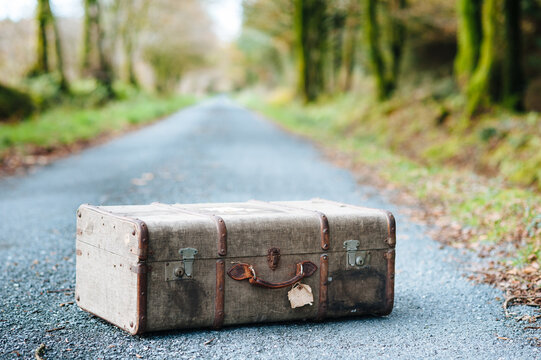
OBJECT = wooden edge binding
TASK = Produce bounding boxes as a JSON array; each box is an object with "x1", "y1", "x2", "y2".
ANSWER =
[
  {"x1": 380, "y1": 249, "x2": 395, "y2": 316},
  {"x1": 132, "y1": 218, "x2": 149, "y2": 335},
  {"x1": 316, "y1": 254, "x2": 329, "y2": 321},
  {"x1": 315, "y1": 211, "x2": 330, "y2": 251},
  {"x1": 132, "y1": 262, "x2": 149, "y2": 335},
  {"x1": 384, "y1": 210, "x2": 396, "y2": 248},
  {"x1": 213, "y1": 215, "x2": 228, "y2": 256},
  {"x1": 379, "y1": 211, "x2": 395, "y2": 315},
  {"x1": 214, "y1": 260, "x2": 225, "y2": 329}
]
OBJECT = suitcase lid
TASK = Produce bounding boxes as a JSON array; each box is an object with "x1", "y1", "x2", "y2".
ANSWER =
[{"x1": 78, "y1": 199, "x2": 395, "y2": 263}]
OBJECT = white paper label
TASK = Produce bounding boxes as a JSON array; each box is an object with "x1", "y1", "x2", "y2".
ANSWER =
[{"x1": 288, "y1": 283, "x2": 314, "y2": 309}]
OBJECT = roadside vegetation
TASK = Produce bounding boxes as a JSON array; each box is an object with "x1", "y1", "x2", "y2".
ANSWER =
[
  {"x1": 234, "y1": 0, "x2": 541, "y2": 306},
  {"x1": 0, "y1": 0, "x2": 218, "y2": 172},
  {"x1": 0, "y1": 89, "x2": 196, "y2": 173}
]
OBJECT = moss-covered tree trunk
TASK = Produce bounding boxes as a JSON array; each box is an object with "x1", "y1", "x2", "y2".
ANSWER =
[
  {"x1": 294, "y1": 0, "x2": 328, "y2": 102},
  {"x1": 30, "y1": 0, "x2": 68, "y2": 91},
  {"x1": 328, "y1": 11, "x2": 346, "y2": 93},
  {"x1": 460, "y1": 0, "x2": 525, "y2": 115},
  {"x1": 455, "y1": 0, "x2": 483, "y2": 88},
  {"x1": 466, "y1": 0, "x2": 498, "y2": 115},
  {"x1": 502, "y1": 0, "x2": 523, "y2": 110},
  {"x1": 294, "y1": 0, "x2": 305, "y2": 100},
  {"x1": 120, "y1": 0, "x2": 150, "y2": 88},
  {"x1": 82, "y1": 0, "x2": 93, "y2": 72},
  {"x1": 341, "y1": 15, "x2": 358, "y2": 92},
  {"x1": 34, "y1": 0, "x2": 50, "y2": 74},
  {"x1": 0, "y1": 83, "x2": 35, "y2": 122},
  {"x1": 124, "y1": 37, "x2": 138, "y2": 87},
  {"x1": 388, "y1": 0, "x2": 406, "y2": 89},
  {"x1": 51, "y1": 9, "x2": 68, "y2": 91},
  {"x1": 82, "y1": 0, "x2": 114, "y2": 98},
  {"x1": 364, "y1": 0, "x2": 388, "y2": 100}
]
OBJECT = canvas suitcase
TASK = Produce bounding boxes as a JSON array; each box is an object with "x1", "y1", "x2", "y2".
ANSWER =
[{"x1": 75, "y1": 199, "x2": 396, "y2": 335}]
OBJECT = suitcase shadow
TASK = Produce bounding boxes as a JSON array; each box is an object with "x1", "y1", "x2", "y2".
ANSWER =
[{"x1": 138, "y1": 314, "x2": 392, "y2": 339}]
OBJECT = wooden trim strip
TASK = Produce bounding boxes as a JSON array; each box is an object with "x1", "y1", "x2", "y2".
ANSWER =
[
  {"x1": 384, "y1": 211, "x2": 396, "y2": 248},
  {"x1": 317, "y1": 254, "x2": 329, "y2": 321},
  {"x1": 152, "y1": 203, "x2": 228, "y2": 256},
  {"x1": 133, "y1": 262, "x2": 148, "y2": 335},
  {"x1": 381, "y1": 211, "x2": 396, "y2": 315},
  {"x1": 214, "y1": 259, "x2": 225, "y2": 329},
  {"x1": 381, "y1": 249, "x2": 395, "y2": 315},
  {"x1": 134, "y1": 219, "x2": 149, "y2": 335},
  {"x1": 316, "y1": 211, "x2": 330, "y2": 250}
]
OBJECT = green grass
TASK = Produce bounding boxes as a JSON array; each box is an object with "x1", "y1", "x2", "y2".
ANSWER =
[
  {"x1": 0, "y1": 93, "x2": 197, "y2": 157},
  {"x1": 238, "y1": 90, "x2": 540, "y2": 269}
]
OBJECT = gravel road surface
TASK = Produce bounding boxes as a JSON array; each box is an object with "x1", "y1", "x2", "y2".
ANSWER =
[{"x1": 0, "y1": 97, "x2": 538, "y2": 359}]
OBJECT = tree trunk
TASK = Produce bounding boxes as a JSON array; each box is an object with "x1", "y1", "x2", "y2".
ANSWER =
[
  {"x1": 455, "y1": 0, "x2": 483, "y2": 88},
  {"x1": 29, "y1": 0, "x2": 68, "y2": 91},
  {"x1": 294, "y1": 0, "x2": 328, "y2": 102},
  {"x1": 82, "y1": 0, "x2": 93, "y2": 73},
  {"x1": 294, "y1": 0, "x2": 305, "y2": 100},
  {"x1": 120, "y1": 0, "x2": 150, "y2": 88},
  {"x1": 388, "y1": 0, "x2": 406, "y2": 90},
  {"x1": 328, "y1": 11, "x2": 345, "y2": 93},
  {"x1": 124, "y1": 35, "x2": 138, "y2": 87},
  {"x1": 341, "y1": 17, "x2": 357, "y2": 92},
  {"x1": 502, "y1": 0, "x2": 523, "y2": 110},
  {"x1": 82, "y1": 0, "x2": 114, "y2": 98},
  {"x1": 34, "y1": 0, "x2": 50, "y2": 74},
  {"x1": 466, "y1": 0, "x2": 498, "y2": 115},
  {"x1": 364, "y1": 0, "x2": 388, "y2": 100},
  {"x1": 50, "y1": 6, "x2": 68, "y2": 91}
]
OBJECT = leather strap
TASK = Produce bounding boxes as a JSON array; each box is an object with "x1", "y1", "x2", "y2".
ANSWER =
[{"x1": 228, "y1": 261, "x2": 317, "y2": 289}]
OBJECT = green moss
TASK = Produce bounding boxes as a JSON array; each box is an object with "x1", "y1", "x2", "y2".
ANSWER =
[{"x1": 0, "y1": 84, "x2": 36, "y2": 121}]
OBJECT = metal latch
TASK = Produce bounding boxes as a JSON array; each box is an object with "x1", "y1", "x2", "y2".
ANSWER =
[
  {"x1": 179, "y1": 248, "x2": 198, "y2": 277},
  {"x1": 165, "y1": 247, "x2": 198, "y2": 281},
  {"x1": 343, "y1": 240, "x2": 370, "y2": 267}
]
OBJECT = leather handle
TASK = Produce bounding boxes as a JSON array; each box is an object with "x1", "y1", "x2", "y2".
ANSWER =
[{"x1": 227, "y1": 261, "x2": 318, "y2": 289}]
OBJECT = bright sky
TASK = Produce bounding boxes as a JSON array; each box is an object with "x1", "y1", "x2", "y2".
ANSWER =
[{"x1": 0, "y1": 0, "x2": 242, "y2": 42}]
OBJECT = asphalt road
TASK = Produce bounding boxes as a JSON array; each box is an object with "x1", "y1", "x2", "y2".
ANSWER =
[{"x1": 0, "y1": 97, "x2": 538, "y2": 359}]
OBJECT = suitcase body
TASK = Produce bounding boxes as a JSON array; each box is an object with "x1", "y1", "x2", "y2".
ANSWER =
[{"x1": 75, "y1": 199, "x2": 396, "y2": 334}]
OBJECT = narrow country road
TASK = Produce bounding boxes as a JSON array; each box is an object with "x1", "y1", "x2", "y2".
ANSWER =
[{"x1": 0, "y1": 97, "x2": 537, "y2": 359}]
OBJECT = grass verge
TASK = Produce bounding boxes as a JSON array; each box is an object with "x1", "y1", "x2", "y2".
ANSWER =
[
  {"x1": 0, "y1": 93, "x2": 197, "y2": 173},
  {"x1": 238, "y1": 90, "x2": 540, "y2": 309}
]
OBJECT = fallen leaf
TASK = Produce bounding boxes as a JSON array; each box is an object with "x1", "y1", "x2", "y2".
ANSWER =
[{"x1": 204, "y1": 337, "x2": 216, "y2": 345}]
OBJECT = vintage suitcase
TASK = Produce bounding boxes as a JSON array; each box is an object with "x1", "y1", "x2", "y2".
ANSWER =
[{"x1": 75, "y1": 199, "x2": 396, "y2": 334}]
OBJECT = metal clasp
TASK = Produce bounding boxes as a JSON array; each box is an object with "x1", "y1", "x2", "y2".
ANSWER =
[
  {"x1": 165, "y1": 247, "x2": 199, "y2": 281},
  {"x1": 343, "y1": 240, "x2": 370, "y2": 267},
  {"x1": 179, "y1": 248, "x2": 198, "y2": 277}
]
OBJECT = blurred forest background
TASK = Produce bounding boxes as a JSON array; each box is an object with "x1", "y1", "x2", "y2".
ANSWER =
[{"x1": 0, "y1": 1, "x2": 540, "y2": 297}]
